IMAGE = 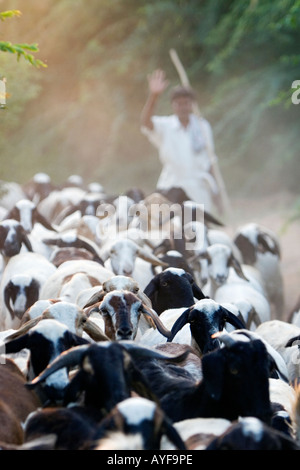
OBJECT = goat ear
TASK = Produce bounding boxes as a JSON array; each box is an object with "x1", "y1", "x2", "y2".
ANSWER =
[
  {"x1": 21, "y1": 228, "x2": 33, "y2": 252},
  {"x1": 229, "y1": 255, "x2": 248, "y2": 281},
  {"x1": 4, "y1": 334, "x2": 29, "y2": 353},
  {"x1": 221, "y1": 307, "x2": 246, "y2": 330},
  {"x1": 144, "y1": 277, "x2": 160, "y2": 300},
  {"x1": 285, "y1": 335, "x2": 300, "y2": 347},
  {"x1": 246, "y1": 306, "x2": 261, "y2": 329},
  {"x1": 65, "y1": 330, "x2": 91, "y2": 348},
  {"x1": 257, "y1": 232, "x2": 281, "y2": 257},
  {"x1": 184, "y1": 273, "x2": 206, "y2": 300},
  {"x1": 167, "y1": 307, "x2": 192, "y2": 342},
  {"x1": 157, "y1": 410, "x2": 186, "y2": 450},
  {"x1": 34, "y1": 209, "x2": 58, "y2": 232},
  {"x1": 234, "y1": 233, "x2": 256, "y2": 264},
  {"x1": 202, "y1": 352, "x2": 225, "y2": 401}
]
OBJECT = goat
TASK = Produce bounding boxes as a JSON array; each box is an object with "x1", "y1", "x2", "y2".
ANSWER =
[
  {"x1": 205, "y1": 416, "x2": 300, "y2": 450},
  {"x1": 42, "y1": 230, "x2": 104, "y2": 265},
  {"x1": 22, "y1": 172, "x2": 55, "y2": 204},
  {"x1": 198, "y1": 243, "x2": 251, "y2": 297},
  {"x1": 100, "y1": 237, "x2": 168, "y2": 278},
  {"x1": 87, "y1": 290, "x2": 171, "y2": 341},
  {"x1": 0, "y1": 358, "x2": 40, "y2": 445},
  {"x1": 39, "y1": 259, "x2": 113, "y2": 301},
  {"x1": 82, "y1": 274, "x2": 151, "y2": 309},
  {"x1": 24, "y1": 394, "x2": 185, "y2": 451},
  {"x1": 50, "y1": 247, "x2": 101, "y2": 267},
  {"x1": 37, "y1": 186, "x2": 87, "y2": 225},
  {"x1": 140, "y1": 298, "x2": 245, "y2": 356},
  {"x1": 3, "y1": 319, "x2": 90, "y2": 404},
  {"x1": 6, "y1": 300, "x2": 109, "y2": 343},
  {"x1": 197, "y1": 243, "x2": 271, "y2": 327},
  {"x1": 26, "y1": 341, "x2": 190, "y2": 417},
  {"x1": 134, "y1": 332, "x2": 274, "y2": 424},
  {"x1": 0, "y1": 252, "x2": 57, "y2": 329},
  {"x1": 167, "y1": 299, "x2": 246, "y2": 354},
  {"x1": 93, "y1": 397, "x2": 186, "y2": 450},
  {"x1": 234, "y1": 222, "x2": 284, "y2": 319},
  {"x1": 4, "y1": 198, "x2": 57, "y2": 233},
  {"x1": 23, "y1": 406, "x2": 99, "y2": 450},
  {"x1": 224, "y1": 329, "x2": 289, "y2": 383},
  {"x1": 255, "y1": 320, "x2": 300, "y2": 384},
  {"x1": 152, "y1": 250, "x2": 195, "y2": 278},
  {"x1": 143, "y1": 267, "x2": 206, "y2": 315},
  {"x1": 54, "y1": 192, "x2": 103, "y2": 226},
  {"x1": 0, "y1": 219, "x2": 33, "y2": 261},
  {"x1": 153, "y1": 342, "x2": 203, "y2": 382}
]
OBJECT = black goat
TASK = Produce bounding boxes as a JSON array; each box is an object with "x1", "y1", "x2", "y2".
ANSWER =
[
  {"x1": 205, "y1": 416, "x2": 300, "y2": 451},
  {"x1": 26, "y1": 341, "x2": 189, "y2": 416},
  {"x1": 134, "y1": 333, "x2": 274, "y2": 424},
  {"x1": 4, "y1": 319, "x2": 89, "y2": 404},
  {"x1": 93, "y1": 397, "x2": 186, "y2": 450},
  {"x1": 167, "y1": 299, "x2": 246, "y2": 355},
  {"x1": 144, "y1": 267, "x2": 205, "y2": 315}
]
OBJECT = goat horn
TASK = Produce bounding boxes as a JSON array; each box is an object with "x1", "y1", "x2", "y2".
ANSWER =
[
  {"x1": 83, "y1": 318, "x2": 110, "y2": 342},
  {"x1": 83, "y1": 290, "x2": 105, "y2": 308},
  {"x1": 26, "y1": 344, "x2": 90, "y2": 388},
  {"x1": 136, "y1": 246, "x2": 169, "y2": 267},
  {"x1": 140, "y1": 305, "x2": 172, "y2": 338},
  {"x1": 4, "y1": 313, "x2": 49, "y2": 341}
]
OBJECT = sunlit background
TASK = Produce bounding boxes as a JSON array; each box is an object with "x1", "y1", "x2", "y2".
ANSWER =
[{"x1": 0, "y1": 0, "x2": 299, "y2": 200}]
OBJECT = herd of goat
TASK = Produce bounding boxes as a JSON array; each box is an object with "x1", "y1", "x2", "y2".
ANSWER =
[{"x1": 0, "y1": 172, "x2": 299, "y2": 451}]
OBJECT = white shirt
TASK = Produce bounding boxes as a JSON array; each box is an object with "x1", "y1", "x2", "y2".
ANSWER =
[{"x1": 141, "y1": 113, "x2": 217, "y2": 206}]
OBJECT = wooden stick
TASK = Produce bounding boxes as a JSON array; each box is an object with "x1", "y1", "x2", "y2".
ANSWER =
[{"x1": 169, "y1": 48, "x2": 231, "y2": 215}]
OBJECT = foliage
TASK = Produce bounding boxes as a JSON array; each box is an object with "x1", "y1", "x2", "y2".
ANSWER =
[{"x1": 0, "y1": 10, "x2": 47, "y2": 68}]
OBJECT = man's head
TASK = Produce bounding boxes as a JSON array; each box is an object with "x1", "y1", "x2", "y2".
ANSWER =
[{"x1": 170, "y1": 86, "x2": 196, "y2": 123}]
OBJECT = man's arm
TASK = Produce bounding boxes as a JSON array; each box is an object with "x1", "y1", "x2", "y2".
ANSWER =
[{"x1": 140, "y1": 69, "x2": 169, "y2": 130}]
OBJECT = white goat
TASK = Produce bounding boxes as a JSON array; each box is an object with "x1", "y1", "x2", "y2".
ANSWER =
[
  {"x1": 86, "y1": 290, "x2": 171, "y2": 342},
  {"x1": 0, "y1": 252, "x2": 57, "y2": 329},
  {"x1": 234, "y1": 222, "x2": 284, "y2": 319},
  {"x1": 100, "y1": 237, "x2": 167, "y2": 285},
  {"x1": 39, "y1": 259, "x2": 113, "y2": 300},
  {"x1": 256, "y1": 320, "x2": 300, "y2": 383},
  {"x1": 198, "y1": 243, "x2": 271, "y2": 328}
]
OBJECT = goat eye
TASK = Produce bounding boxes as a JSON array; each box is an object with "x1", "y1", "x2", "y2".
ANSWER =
[
  {"x1": 161, "y1": 281, "x2": 168, "y2": 287},
  {"x1": 229, "y1": 367, "x2": 239, "y2": 375},
  {"x1": 100, "y1": 308, "x2": 109, "y2": 316}
]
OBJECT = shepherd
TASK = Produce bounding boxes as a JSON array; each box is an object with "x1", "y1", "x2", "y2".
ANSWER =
[{"x1": 140, "y1": 53, "x2": 230, "y2": 216}]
